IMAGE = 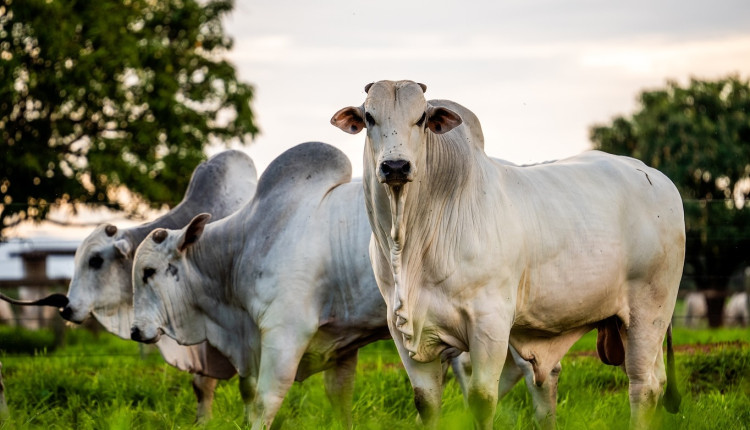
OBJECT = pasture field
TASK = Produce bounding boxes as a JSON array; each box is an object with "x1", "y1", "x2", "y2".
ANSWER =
[{"x1": 0, "y1": 324, "x2": 747, "y2": 430}]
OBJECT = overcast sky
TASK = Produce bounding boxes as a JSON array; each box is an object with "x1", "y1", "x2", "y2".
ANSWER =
[
  {"x1": 221, "y1": 0, "x2": 750, "y2": 176},
  {"x1": 6, "y1": 0, "x2": 750, "y2": 240}
]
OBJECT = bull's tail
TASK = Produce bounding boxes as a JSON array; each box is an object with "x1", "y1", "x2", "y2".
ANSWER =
[
  {"x1": 0, "y1": 292, "x2": 68, "y2": 308},
  {"x1": 662, "y1": 322, "x2": 681, "y2": 413}
]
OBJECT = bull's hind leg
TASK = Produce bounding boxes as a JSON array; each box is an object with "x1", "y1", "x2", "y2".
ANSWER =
[
  {"x1": 323, "y1": 350, "x2": 359, "y2": 429},
  {"x1": 624, "y1": 329, "x2": 665, "y2": 429},
  {"x1": 623, "y1": 287, "x2": 678, "y2": 429},
  {"x1": 192, "y1": 374, "x2": 218, "y2": 423}
]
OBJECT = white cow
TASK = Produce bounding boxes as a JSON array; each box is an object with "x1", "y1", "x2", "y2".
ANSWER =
[
  {"x1": 684, "y1": 292, "x2": 707, "y2": 328},
  {"x1": 332, "y1": 80, "x2": 685, "y2": 429},
  {"x1": 0, "y1": 362, "x2": 8, "y2": 422},
  {"x1": 723, "y1": 292, "x2": 749, "y2": 327},
  {"x1": 62, "y1": 150, "x2": 257, "y2": 421},
  {"x1": 129, "y1": 142, "x2": 560, "y2": 429}
]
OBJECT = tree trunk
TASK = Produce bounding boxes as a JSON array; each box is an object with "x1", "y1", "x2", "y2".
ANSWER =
[{"x1": 703, "y1": 289, "x2": 726, "y2": 328}]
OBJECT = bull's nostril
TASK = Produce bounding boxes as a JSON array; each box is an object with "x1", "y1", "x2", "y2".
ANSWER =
[
  {"x1": 131, "y1": 326, "x2": 142, "y2": 342},
  {"x1": 400, "y1": 161, "x2": 411, "y2": 175},
  {"x1": 60, "y1": 306, "x2": 73, "y2": 321},
  {"x1": 380, "y1": 163, "x2": 392, "y2": 176}
]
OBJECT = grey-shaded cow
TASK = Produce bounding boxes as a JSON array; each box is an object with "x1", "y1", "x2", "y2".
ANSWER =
[
  {"x1": 724, "y1": 292, "x2": 749, "y2": 327},
  {"x1": 129, "y1": 142, "x2": 560, "y2": 429},
  {"x1": 332, "y1": 80, "x2": 685, "y2": 429},
  {"x1": 62, "y1": 150, "x2": 257, "y2": 421},
  {"x1": 684, "y1": 292, "x2": 707, "y2": 328}
]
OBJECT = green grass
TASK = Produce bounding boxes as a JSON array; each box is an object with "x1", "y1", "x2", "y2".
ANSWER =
[{"x1": 0, "y1": 325, "x2": 748, "y2": 429}]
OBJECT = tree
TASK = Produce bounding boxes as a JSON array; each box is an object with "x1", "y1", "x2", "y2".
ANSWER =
[
  {"x1": 0, "y1": 0, "x2": 258, "y2": 237},
  {"x1": 590, "y1": 76, "x2": 750, "y2": 327}
]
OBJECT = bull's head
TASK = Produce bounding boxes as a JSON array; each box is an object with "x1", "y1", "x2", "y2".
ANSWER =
[
  {"x1": 331, "y1": 80, "x2": 462, "y2": 187},
  {"x1": 62, "y1": 224, "x2": 134, "y2": 330},
  {"x1": 131, "y1": 213, "x2": 211, "y2": 345}
]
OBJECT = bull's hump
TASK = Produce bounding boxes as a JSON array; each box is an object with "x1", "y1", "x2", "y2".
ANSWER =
[
  {"x1": 254, "y1": 142, "x2": 353, "y2": 199},
  {"x1": 179, "y1": 149, "x2": 258, "y2": 218}
]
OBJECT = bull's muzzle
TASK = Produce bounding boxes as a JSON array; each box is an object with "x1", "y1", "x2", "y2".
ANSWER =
[
  {"x1": 379, "y1": 159, "x2": 412, "y2": 185},
  {"x1": 130, "y1": 325, "x2": 160, "y2": 344},
  {"x1": 60, "y1": 305, "x2": 75, "y2": 322}
]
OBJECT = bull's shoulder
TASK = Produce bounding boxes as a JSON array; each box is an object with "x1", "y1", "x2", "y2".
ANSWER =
[{"x1": 255, "y1": 142, "x2": 352, "y2": 200}]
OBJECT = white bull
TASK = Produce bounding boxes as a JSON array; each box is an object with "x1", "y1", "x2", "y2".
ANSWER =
[
  {"x1": 684, "y1": 292, "x2": 707, "y2": 327},
  {"x1": 62, "y1": 150, "x2": 257, "y2": 421},
  {"x1": 129, "y1": 142, "x2": 561, "y2": 429},
  {"x1": 332, "y1": 80, "x2": 685, "y2": 429},
  {"x1": 723, "y1": 292, "x2": 748, "y2": 327}
]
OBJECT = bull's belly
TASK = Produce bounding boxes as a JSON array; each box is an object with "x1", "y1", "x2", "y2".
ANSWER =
[
  {"x1": 513, "y1": 277, "x2": 625, "y2": 332},
  {"x1": 295, "y1": 326, "x2": 390, "y2": 381}
]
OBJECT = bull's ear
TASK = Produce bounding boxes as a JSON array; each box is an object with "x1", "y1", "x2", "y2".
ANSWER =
[
  {"x1": 105, "y1": 224, "x2": 118, "y2": 237},
  {"x1": 178, "y1": 213, "x2": 211, "y2": 252},
  {"x1": 426, "y1": 105, "x2": 462, "y2": 135},
  {"x1": 113, "y1": 239, "x2": 132, "y2": 258},
  {"x1": 331, "y1": 106, "x2": 365, "y2": 134}
]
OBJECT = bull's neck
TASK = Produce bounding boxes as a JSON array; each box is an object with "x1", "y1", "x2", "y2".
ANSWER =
[
  {"x1": 365, "y1": 134, "x2": 492, "y2": 360},
  {"x1": 186, "y1": 214, "x2": 245, "y2": 306},
  {"x1": 402, "y1": 134, "x2": 490, "y2": 267},
  {"x1": 125, "y1": 200, "x2": 198, "y2": 244}
]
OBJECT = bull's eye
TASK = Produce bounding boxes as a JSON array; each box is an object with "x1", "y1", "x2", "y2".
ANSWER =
[
  {"x1": 142, "y1": 267, "x2": 156, "y2": 284},
  {"x1": 416, "y1": 112, "x2": 426, "y2": 128},
  {"x1": 365, "y1": 112, "x2": 375, "y2": 128},
  {"x1": 88, "y1": 255, "x2": 104, "y2": 270},
  {"x1": 167, "y1": 263, "x2": 179, "y2": 281}
]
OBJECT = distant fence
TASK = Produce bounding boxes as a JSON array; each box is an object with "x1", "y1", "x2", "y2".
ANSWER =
[{"x1": 0, "y1": 248, "x2": 74, "y2": 346}]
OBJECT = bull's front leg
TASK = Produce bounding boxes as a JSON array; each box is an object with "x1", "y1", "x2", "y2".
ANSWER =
[
  {"x1": 249, "y1": 327, "x2": 314, "y2": 430},
  {"x1": 239, "y1": 374, "x2": 259, "y2": 425},
  {"x1": 390, "y1": 327, "x2": 445, "y2": 428},
  {"x1": 192, "y1": 374, "x2": 219, "y2": 423},
  {"x1": 323, "y1": 350, "x2": 359, "y2": 429},
  {"x1": 508, "y1": 346, "x2": 561, "y2": 430},
  {"x1": 467, "y1": 310, "x2": 513, "y2": 430}
]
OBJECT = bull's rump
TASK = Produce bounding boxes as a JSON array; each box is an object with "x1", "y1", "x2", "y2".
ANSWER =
[{"x1": 504, "y1": 150, "x2": 684, "y2": 331}]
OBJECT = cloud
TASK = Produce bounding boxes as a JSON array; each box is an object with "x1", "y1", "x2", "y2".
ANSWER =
[{"x1": 580, "y1": 34, "x2": 750, "y2": 75}]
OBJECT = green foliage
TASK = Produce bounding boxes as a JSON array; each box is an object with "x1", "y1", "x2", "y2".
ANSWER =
[
  {"x1": 0, "y1": 328, "x2": 748, "y2": 429},
  {"x1": 0, "y1": 0, "x2": 258, "y2": 237},
  {"x1": 590, "y1": 76, "x2": 750, "y2": 296},
  {"x1": 682, "y1": 345, "x2": 749, "y2": 394},
  {"x1": 0, "y1": 326, "x2": 56, "y2": 354}
]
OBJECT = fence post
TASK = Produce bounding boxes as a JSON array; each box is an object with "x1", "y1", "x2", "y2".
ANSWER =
[{"x1": 18, "y1": 252, "x2": 49, "y2": 330}]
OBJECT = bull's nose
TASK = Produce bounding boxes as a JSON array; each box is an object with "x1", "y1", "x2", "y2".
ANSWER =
[
  {"x1": 131, "y1": 325, "x2": 159, "y2": 344},
  {"x1": 380, "y1": 159, "x2": 412, "y2": 184},
  {"x1": 60, "y1": 305, "x2": 74, "y2": 322},
  {"x1": 131, "y1": 326, "x2": 144, "y2": 342}
]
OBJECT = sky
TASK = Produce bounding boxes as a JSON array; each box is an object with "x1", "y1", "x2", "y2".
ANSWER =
[
  {"x1": 221, "y1": 0, "x2": 750, "y2": 176},
  {"x1": 5, "y1": 0, "x2": 750, "y2": 243}
]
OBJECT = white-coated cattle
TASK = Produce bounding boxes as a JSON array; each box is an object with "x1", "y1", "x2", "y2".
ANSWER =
[
  {"x1": 724, "y1": 292, "x2": 749, "y2": 327},
  {"x1": 332, "y1": 80, "x2": 685, "y2": 429},
  {"x1": 130, "y1": 142, "x2": 388, "y2": 429},
  {"x1": 129, "y1": 142, "x2": 560, "y2": 429},
  {"x1": 684, "y1": 292, "x2": 707, "y2": 328},
  {"x1": 0, "y1": 362, "x2": 8, "y2": 422},
  {"x1": 62, "y1": 150, "x2": 257, "y2": 421}
]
